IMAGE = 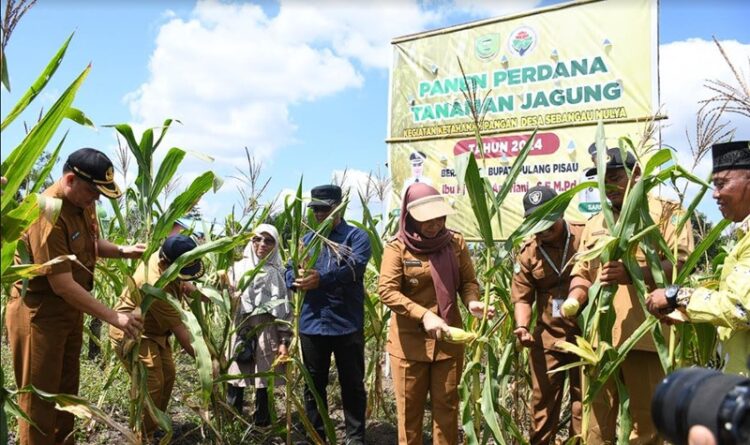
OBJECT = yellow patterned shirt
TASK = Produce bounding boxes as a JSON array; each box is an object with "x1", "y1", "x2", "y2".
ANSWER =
[{"x1": 686, "y1": 214, "x2": 750, "y2": 376}]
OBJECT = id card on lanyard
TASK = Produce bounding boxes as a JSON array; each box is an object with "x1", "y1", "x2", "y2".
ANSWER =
[{"x1": 538, "y1": 223, "x2": 570, "y2": 318}]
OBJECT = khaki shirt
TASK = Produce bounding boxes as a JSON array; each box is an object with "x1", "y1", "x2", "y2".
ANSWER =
[
  {"x1": 572, "y1": 196, "x2": 694, "y2": 351},
  {"x1": 378, "y1": 232, "x2": 480, "y2": 362},
  {"x1": 109, "y1": 253, "x2": 183, "y2": 348},
  {"x1": 512, "y1": 221, "x2": 585, "y2": 347},
  {"x1": 12, "y1": 182, "x2": 99, "y2": 300}
]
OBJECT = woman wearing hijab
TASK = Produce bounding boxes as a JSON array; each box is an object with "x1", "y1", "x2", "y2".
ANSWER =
[
  {"x1": 227, "y1": 224, "x2": 291, "y2": 425},
  {"x1": 378, "y1": 183, "x2": 495, "y2": 445}
]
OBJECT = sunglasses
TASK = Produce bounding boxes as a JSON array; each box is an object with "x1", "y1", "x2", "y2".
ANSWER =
[
  {"x1": 252, "y1": 236, "x2": 276, "y2": 245},
  {"x1": 310, "y1": 205, "x2": 333, "y2": 213}
]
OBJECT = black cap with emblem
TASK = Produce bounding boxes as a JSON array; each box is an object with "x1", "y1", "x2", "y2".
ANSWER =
[
  {"x1": 64, "y1": 148, "x2": 122, "y2": 199},
  {"x1": 712, "y1": 141, "x2": 750, "y2": 173},
  {"x1": 523, "y1": 185, "x2": 558, "y2": 217},
  {"x1": 584, "y1": 147, "x2": 637, "y2": 177},
  {"x1": 308, "y1": 184, "x2": 342, "y2": 208},
  {"x1": 160, "y1": 235, "x2": 204, "y2": 280}
]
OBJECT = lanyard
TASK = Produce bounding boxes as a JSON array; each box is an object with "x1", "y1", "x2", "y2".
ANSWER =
[{"x1": 538, "y1": 223, "x2": 571, "y2": 278}]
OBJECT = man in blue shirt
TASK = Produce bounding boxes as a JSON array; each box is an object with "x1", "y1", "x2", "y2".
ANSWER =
[{"x1": 286, "y1": 184, "x2": 372, "y2": 444}]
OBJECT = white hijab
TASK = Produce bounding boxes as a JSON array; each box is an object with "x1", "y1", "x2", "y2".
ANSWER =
[{"x1": 234, "y1": 224, "x2": 290, "y2": 319}]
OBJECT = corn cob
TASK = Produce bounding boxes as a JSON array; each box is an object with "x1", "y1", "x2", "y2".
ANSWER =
[{"x1": 443, "y1": 326, "x2": 478, "y2": 344}]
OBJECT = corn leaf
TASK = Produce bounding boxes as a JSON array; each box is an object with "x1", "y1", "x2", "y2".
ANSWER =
[
  {"x1": 585, "y1": 316, "x2": 659, "y2": 403},
  {"x1": 1, "y1": 33, "x2": 74, "y2": 131},
  {"x1": 594, "y1": 121, "x2": 616, "y2": 231},
  {"x1": 2, "y1": 255, "x2": 76, "y2": 284},
  {"x1": 64, "y1": 107, "x2": 95, "y2": 128},
  {"x1": 1, "y1": 193, "x2": 40, "y2": 244},
  {"x1": 572, "y1": 235, "x2": 618, "y2": 263},
  {"x1": 548, "y1": 360, "x2": 588, "y2": 374},
  {"x1": 0, "y1": 46, "x2": 9, "y2": 92},
  {"x1": 463, "y1": 152, "x2": 494, "y2": 246},
  {"x1": 30, "y1": 133, "x2": 66, "y2": 195},
  {"x1": 22, "y1": 384, "x2": 137, "y2": 443},
  {"x1": 503, "y1": 181, "x2": 596, "y2": 253},
  {"x1": 490, "y1": 129, "x2": 538, "y2": 222},
  {"x1": 148, "y1": 147, "x2": 186, "y2": 208},
  {"x1": 141, "y1": 284, "x2": 213, "y2": 406},
  {"x1": 555, "y1": 338, "x2": 599, "y2": 365},
  {"x1": 614, "y1": 375, "x2": 633, "y2": 444},
  {"x1": 292, "y1": 356, "x2": 337, "y2": 444},
  {"x1": 142, "y1": 171, "x2": 220, "y2": 261},
  {"x1": 153, "y1": 233, "x2": 252, "y2": 289},
  {"x1": 1, "y1": 63, "x2": 90, "y2": 212},
  {"x1": 676, "y1": 218, "x2": 731, "y2": 284},
  {"x1": 152, "y1": 118, "x2": 178, "y2": 149},
  {"x1": 459, "y1": 360, "x2": 483, "y2": 445}
]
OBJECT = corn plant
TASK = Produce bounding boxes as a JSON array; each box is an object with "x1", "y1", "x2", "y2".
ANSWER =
[
  {"x1": 0, "y1": 30, "x2": 137, "y2": 444},
  {"x1": 553, "y1": 122, "x2": 726, "y2": 443}
]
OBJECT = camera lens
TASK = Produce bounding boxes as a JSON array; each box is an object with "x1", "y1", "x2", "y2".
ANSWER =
[{"x1": 652, "y1": 368, "x2": 749, "y2": 445}]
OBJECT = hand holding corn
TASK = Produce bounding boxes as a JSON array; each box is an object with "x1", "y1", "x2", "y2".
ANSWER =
[
  {"x1": 421, "y1": 310, "x2": 450, "y2": 340},
  {"x1": 561, "y1": 297, "x2": 580, "y2": 318},
  {"x1": 468, "y1": 300, "x2": 496, "y2": 319}
]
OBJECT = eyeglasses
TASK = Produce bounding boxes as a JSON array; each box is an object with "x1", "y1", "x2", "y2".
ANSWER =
[{"x1": 252, "y1": 236, "x2": 276, "y2": 245}]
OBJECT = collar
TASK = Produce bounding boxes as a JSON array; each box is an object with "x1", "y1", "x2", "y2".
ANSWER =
[
  {"x1": 49, "y1": 181, "x2": 84, "y2": 215},
  {"x1": 331, "y1": 218, "x2": 348, "y2": 235},
  {"x1": 737, "y1": 213, "x2": 750, "y2": 237}
]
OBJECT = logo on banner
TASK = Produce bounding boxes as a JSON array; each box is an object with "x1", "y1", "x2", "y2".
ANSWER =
[
  {"x1": 475, "y1": 34, "x2": 500, "y2": 61},
  {"x1": 508, "y1": 26, "x2": 537, "y2": 57}
]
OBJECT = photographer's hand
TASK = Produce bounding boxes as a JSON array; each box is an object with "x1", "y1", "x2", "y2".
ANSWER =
[{"x1": 688, "y1": 425, "x2": 716, "y2": 445}]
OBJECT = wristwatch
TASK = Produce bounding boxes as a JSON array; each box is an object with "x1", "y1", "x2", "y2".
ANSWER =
[{"x1": 665, "y1": 284, "x2": 681, "y2": 310}]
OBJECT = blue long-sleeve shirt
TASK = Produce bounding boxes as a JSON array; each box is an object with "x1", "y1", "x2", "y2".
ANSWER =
[{"x1": 285, "y1": 220, "x2": 372, "y2": 336}]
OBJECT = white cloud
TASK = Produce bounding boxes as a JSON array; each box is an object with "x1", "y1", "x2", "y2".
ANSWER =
[
  {"x1": 125, "y1": 0, "x2": 449, "y2": 168},
  {"x1": 125, "y1": 0, "x2": 542, "y2": 171},
  {"x1": 657, "y1": 38, "x2": 750, "y2": 219},
  {"x1": 448, "y1": 0, "x2": 543, "y2": 19}
]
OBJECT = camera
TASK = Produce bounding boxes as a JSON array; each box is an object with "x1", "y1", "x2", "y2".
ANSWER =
[{"x1": 651, "y1": 366, "x2": 749, "y2": 445}]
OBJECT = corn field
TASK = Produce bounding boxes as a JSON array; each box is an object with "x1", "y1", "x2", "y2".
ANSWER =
[{"x1": 1, "y1": 13, "x2": 742, "y2": 445}]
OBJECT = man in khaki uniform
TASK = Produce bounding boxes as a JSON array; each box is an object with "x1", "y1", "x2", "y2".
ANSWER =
[
  {"x1": 566, "y1": 148, "x2": 694, "y2": 445},
  {"x1": 6, "y1": 148, "x2": 145, "y2": 445},
  {"x1": 110, "y1": 234, "x2": 202, "y2": 437},
  {"x1": 512, "y1": 186, "x2": 584, "y2": 445}
]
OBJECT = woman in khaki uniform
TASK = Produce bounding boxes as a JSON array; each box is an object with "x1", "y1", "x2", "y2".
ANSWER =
[
  {"x1": 378, "y1": 183, "x2": 494, "y2": 445},
  {"x1": 109, "y1": 235, "x2": 203, "y2": 438}
]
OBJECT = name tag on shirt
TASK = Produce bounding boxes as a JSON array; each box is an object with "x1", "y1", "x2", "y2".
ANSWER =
[
  {"x1": 552, "y1": 298, "x2": 564, "y2": 318},
  {"x1": 404, "y1": 260, "x2": 422, "y2": 267}
]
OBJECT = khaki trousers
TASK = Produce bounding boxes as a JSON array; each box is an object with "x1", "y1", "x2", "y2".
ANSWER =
[
  {"x1": 6, "y1": 295, "x2": 83, "y2": 445},
  {"x1": 389, "y1": 354, "x2": 463, "y2": 445},
  {"x1": 586, "y1": 350, "x2": 665, "y2": 445},
  {"x1": 529, "y1": 344, "x2": 582, "y2": 445},
  {"x1": 114, "y1": 337, "x2": 176, "y2": 435}
]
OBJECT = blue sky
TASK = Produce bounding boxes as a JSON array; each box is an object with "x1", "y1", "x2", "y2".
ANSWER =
[{"x1": 1, "y1": 0, "x2": 748, "y2": 227}]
